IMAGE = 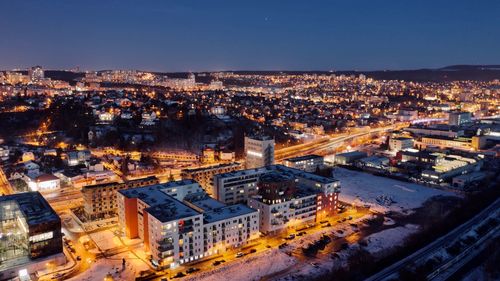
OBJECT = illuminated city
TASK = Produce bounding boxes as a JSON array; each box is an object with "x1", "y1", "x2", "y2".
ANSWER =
[{"x1": 1, "y1": 1, "x2": 500, "y2": 281}]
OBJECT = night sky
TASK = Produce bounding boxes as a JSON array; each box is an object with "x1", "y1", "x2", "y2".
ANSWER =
[{"x1": 1, "y1": 0, "x2": 499, "y2": 72}]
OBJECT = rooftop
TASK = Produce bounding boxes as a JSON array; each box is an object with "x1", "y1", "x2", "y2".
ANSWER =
[
  {"x1": 214, "y1": 164, "x2": 338, "y2": 185},
  {"x1": 204, "y1": 204, "x2": 257, "y2": 223},
  {"x1": 283, "y1": 154, "x2": 323, "y2": 162},
  {"x1": 119, "y1": 185, "x2": 201, "y2": 222},
  {"x1": 0, "y1": 192, "x2": 59, "y2": 226}
]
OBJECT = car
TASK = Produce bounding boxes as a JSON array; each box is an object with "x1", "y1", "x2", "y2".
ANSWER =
[
  {"x1": 76, "y1": 256, "x2": 81, "y2": 261},
  {"x1": 266, "y1": 245, "x2": 271, "y2": 248},
  {"x1": 161, "y1": 278, "x2": 168, "y2": 281},
  {"x1": 173, "y1": 272, "x2": 186, "y2": 279},
  {"x1": 235, "y1": 252, "x2": 245, "y2": 258},
  {"x1": 249, "y1": 249, "x2": 257, "y2": 254},
  {"x1": 319, "y1": 220, "x2": 329, "y2": 224},
  {"x1": 213, "y1": 261, "x2": 222, "y2": 266},
  {"x1": 186, "y1": 267, "x2": 200, "y2": 274},
  {"x1": 278, "y1": 243, "x2": 288, "y2": 249},
  {"x1": 284, "y1": 234, "x2": 295, "y2": 240},
  {"x1": 296, "y1": 231, "x2": 306, "y2": 236},
  {"x1": 321, "y1": 223, "x2": 331, "y2": 228},
  {"x1": 310, "y1": 262, "x2": 320, "y2": 268},
  {"x1": 337, "y1": 220, "x2": 342, "y2": 223},
  {"x1": 347, "y1": 216, "x2": 353, "y2": 220}
]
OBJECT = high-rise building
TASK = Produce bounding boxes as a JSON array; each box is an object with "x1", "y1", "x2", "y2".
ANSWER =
[
  {"x1": 244, "y1": 135, "x2": 274, "y2": 169},
  {"x1": 28, "y1": 66, "x2": 44, "y2": 82},
  {"x1": 448, "y1": 111, "x2": 472, "y2": 126}
]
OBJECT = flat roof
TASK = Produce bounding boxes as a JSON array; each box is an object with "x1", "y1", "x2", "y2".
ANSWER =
[
  {"x1": 283, "y1": 154, "x2": 323, "y2": 162},
  {"x1": 184, "y1": 192, "x2": 227, "y2": 211},
  {"x1": 214, "y1": 164, "x2": 338, "y2": 185},
  {"x1": 0, "y1": 192, "x2": 59, "y2": 226},
  {"x1": 119, "y1": 185, "x2": 201, "y2": 222},
  {"x1": 204, "y1": 204, "x2": 257, "y2": 223}
]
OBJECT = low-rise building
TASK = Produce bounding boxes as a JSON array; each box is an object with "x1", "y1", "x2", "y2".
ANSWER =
[
  {"x1": 334, "y1": 151, "x2": 368, "y2": 165},
  {"x1": 389, "y1": 137, "x2": 414, "y2": 152},
  {"x1": 421, "y1": 154, "x2": 482, "y2": 183},
  {"x1": 25, "y1": 173, "x2": 60, "y2": 192},
  {"x1": 0, "y1": 192, "x2": 65, "y2": 280},
  {"x1": 283, "y1": 154, "x2": 324, "y2": 172}
]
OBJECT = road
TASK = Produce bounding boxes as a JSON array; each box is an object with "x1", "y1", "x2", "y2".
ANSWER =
[
  {"x1": 0, "y1": 164, "x2": 13, "y2": 195},
  {"x1": 364, "y1": 198, "x2": 500, "y2": 281},
  {"x1": 275, "y1": 125, "x2": 401, "y2": 161}
]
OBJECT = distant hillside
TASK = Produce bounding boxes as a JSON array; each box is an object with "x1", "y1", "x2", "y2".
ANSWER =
[
  {"x1": 37, "y1": 65, "x2": 500, "y2": 83},
  {"x1": 231, "y1": 65, "x2": 500, "y2": 82}
]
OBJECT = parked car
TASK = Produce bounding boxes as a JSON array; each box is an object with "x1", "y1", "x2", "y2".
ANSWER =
[
  {"x1": 235, "y1": 252, "x2": 245, "y2": 258},
  {"x1": 186, "y1": 267, "x2": 200, "y2": 274}
]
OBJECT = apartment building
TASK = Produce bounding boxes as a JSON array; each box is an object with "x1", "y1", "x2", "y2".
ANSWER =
[
  {"x1": 181, "y1": 162, "x2": 242, "y2": 193},
  {"x1": 117, "y1": 180, "x2": 259, "y2": 268},
  {"x1": 81, "y1": 176, "x2": 159, "y2": 220},
  {"x1": 215, "y1": 165, "x2": 340, "y2": 233}
]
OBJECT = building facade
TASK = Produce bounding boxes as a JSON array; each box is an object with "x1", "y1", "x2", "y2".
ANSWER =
[
  {"x1": 244, "y1": 135, "x2": 275, "y2": 169},
  {"x1": 117, "y1": 180, "x2": 259, "y2": 268},
  {"x1": 283, "y1": 154, "x2": 324, "y2": 172},
  {"x1": 81, "y1": 176, "x2": 159, "y2": 220},
  {"x1": 181, "y1": 162, "x2": 242, "y2": 194}
]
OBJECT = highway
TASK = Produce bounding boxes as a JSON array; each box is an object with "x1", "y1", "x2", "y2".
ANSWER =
[
  {"x1": 275, "y1": 125, "x2": 400, "y2": 161},
  {"x1": 0, "y1": 164, "x2": 13, "y2": 195},
  {"x1": 364, "y1": 198, "x2": 500, "y2": 281}
]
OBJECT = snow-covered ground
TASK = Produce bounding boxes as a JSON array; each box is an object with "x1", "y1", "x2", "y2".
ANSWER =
[
  {"x1": 67, "y1": 251, "x2": 150, "y2": 281},
  {"x1": 89, "y1": 229, "x2": 121, "y2": 251},
  {"x1": 362, "y1": 224, "x2": 419, "y2": 255},
  {"x1": 333, "y1": 168, "x2": 455, "y2": 214},
  {"x1": 183, "y1": 249, "x2": 297, "y2": 281}
]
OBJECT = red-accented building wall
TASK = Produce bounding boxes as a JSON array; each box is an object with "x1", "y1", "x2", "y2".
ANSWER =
[{"x1": 124, "y1": 197, "x2": 138, "y2": 238}]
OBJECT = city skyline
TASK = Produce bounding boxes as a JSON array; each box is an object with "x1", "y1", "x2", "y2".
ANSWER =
[{"x1": 1, "y1": 0, "x2": 500, "y2": 72}]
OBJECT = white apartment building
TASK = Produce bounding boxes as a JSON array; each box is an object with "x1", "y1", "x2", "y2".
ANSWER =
[
  {"x1": 244, "y1": 135, "x2": 275, "y2": 169},
  {"x1": 117, "y1": 180, "x2": 259, "y2": 268},
  {"x1": 248, "y1": 192, "x2": 317, "y2": 233}
]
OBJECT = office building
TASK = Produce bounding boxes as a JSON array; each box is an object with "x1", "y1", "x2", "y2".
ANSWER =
[
  {"x1": 389, "y1": 137, "x2": 414, "y2": 152},
  {"x1": 0, "y1": 192, "x2": 64, "y2": 280},
  {"x1": 283, "y1": 154, "x2": 324, "y2": 172},
  {"x1": 448, "y1": 111, "x2": 472, "y2": 126},
  {"x1": 244, "y1": 135, "x2": 274, "y2": 169}
]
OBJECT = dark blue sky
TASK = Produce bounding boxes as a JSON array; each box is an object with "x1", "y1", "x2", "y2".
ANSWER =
[{"x1": 1, "y1": 1, "x2": 499, "y2": 71}]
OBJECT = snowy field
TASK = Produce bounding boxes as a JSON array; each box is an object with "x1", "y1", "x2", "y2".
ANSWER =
[
  {"x1": 183, "y1": 249, "x2": 297, "y2": 281},
  {"x1": 333, "y1": 168, "x2": 456, "y2": 214},
  {"x1": 362, "y1": 224, "x2": 419, "y2": 255}
]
